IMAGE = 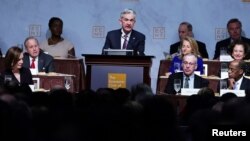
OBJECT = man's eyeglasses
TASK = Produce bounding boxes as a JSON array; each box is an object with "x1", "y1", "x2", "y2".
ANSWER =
[
  {"x1": 183, "y1": 61, "x2": 196, "y2": 66},
  {"x1": 228, "y1": 67, "x2": 240, "y2": 72}
]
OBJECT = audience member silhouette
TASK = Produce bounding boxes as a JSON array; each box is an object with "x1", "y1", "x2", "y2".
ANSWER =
[{"x1": 130, "y1": 83, "x2": 154, "y2": 102}]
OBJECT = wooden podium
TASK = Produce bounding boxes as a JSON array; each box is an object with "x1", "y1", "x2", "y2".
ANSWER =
[
  {"x1": 54, "y1": 58, "x2": 85, "y2": 92},
  {"x1": 82, "y1": 54, "x2": 154, "y2": 91},
  {"x1": 33, "y1": 73, "x2": 76, "y2": 93}
]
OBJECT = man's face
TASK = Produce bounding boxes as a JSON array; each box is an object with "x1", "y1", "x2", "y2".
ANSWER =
[
  {"x1": 120, "y1": 13, "x2": 135, "y2": 33},
  {"x1": 25, "y1": 39, "x2": 40, "y2": 58},
  {"x1": 228, "y1": 61, "x2": 243, "y2": 80},
  {"x1": 228, "y1": 22, "x2": 241, "y2": 40},
  {"x1": 182, "y1": 56, "x2": 197, "y2": 76},
  {"x1": 178, "y1": 25, "x2": 189, "y2": 40}
]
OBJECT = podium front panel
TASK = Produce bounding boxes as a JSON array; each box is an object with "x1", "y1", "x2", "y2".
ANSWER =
[{"x1": 91, "y1": 65, "x2": 143, "y2": 91}]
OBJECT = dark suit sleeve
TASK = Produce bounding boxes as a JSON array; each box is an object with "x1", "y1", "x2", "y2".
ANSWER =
[
  {"x1": 198, "y1": 42, "x2": 209, "y2": 58},
  {"x1": 170, "y1": 45, "x2": 175, "y2": 55},
  {"x1": 213, "y1": 39, "x2": 230, "y2": 60},
  {"x1": 40, "y1": 53, "x2": 55, "y2": 73},
  {"x1": 46, "y1": 55, "x2": 55, "y2": 72},
  {"x1": 201, "y1": 78, "x2": 209, "y2": 87},
  {"x1": 213, "y1": 42, "x2": 220, "y2": 60},
  {"x1": 135, "y1": 34, "x2": 145, "y2": 56},
  {"x1": 102, "y1": 32, "x2": 112, "y2": 55},
  {"x1": 138, "y1": 35, "x2": 146, "y2": 56},
  {"x1": 127, "y1": 30, "x2": 146, "y2": 56},
  {"x1": 169, "y1": 42, "x2": 179, "y2": 55},
  {"x1": 194, "y1": 75, "x2": 209, "y2": 88}
]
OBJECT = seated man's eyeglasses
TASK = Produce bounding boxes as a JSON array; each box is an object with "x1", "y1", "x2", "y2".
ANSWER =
[
  {"x1": 183, "y1": 61, "x2": 196, "y2": 66},
  {"x1": 228, "y1": 67, "x2": 240, "y2": 72}
]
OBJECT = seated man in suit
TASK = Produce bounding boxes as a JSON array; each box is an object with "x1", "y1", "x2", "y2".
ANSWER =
[
  {"x1": 102, "y1": 8, "x2": 145, "y2": 56},
  {"x1": 213, "y1": 18, "x2": 250, "y2": 60},
  {"x1": 165, "y1": 54, "x2": 209, "y2": 94},
  {"x1": 170, "y1": 22, "x2": 208, "y2": 59},
  {"x1": 218, "y1": 60, "x2": 250, "y2": 91},
  {"x1": 23, "y1": 36, "x2": 54, "y2": 73}
]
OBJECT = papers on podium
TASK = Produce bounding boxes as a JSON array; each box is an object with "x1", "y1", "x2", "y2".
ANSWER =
[
  {"x1": 181, "y1": 88, "x2": 200, "y2": 96},
  {"x1": 220, "y1": 89, "x2": 245, "y2": 97},
  {"x1": 103, "y1": 49, "x2": 134, "y2": 56}
]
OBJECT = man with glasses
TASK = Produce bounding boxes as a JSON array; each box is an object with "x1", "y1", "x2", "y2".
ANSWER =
[
  {"x1": 218, "y1": 60, "x2": 250, "y2": 90},
  {"x1": 165, "y1": 54, "x2": 209, "y2": 94}
]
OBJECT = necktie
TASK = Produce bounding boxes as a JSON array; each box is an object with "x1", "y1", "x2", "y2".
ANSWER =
[
  {"x1": 122, "y1": 35, "x2": 128, "y2": 49},
  {"x1": 30, "y1": 58, "x2": 35, "y2": 68},
  {"x1": 184, "y1": 77, "x2": 189, "y2": 88}
]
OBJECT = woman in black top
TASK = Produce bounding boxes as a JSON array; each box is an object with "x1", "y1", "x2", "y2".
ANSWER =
[{"x1": 0, "y1": 46, "x2": 33, "y2": 87}]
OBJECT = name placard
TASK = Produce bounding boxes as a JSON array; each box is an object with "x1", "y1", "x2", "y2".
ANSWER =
[
  {"x1": 220, "y1": 89, "x2": 245, "y2": 97},
  {"x1": 108, "y1": 73, "x2": 126, "y2": 89},
  {"x1": 181, "y1": 88, "x2": 200, "y2": 96},
  {"x1": 219, "y1": 55, "x2": 233, "y2": 62}
]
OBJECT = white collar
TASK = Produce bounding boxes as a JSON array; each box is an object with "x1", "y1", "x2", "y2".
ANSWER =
[
  {"x1": 121, "y1": 29, "x2": 131, "y2": 38},
  {"x1": 235, "y1": 76, "x2": 244, "y2": 85}
]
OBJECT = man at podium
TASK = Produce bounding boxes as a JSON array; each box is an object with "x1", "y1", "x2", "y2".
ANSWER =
[{"x1": 102, "y1": 8, "x2": 145, "y2": 56}]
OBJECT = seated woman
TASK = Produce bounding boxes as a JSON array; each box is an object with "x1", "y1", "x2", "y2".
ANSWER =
[
  {"x1": 229, "y1": 40, "x2": 250, "y2": 76},
  {"x1": 40, "y1": 17, "x2": 75, "y2": 58},
  {"x1": 169, "y1": 36, "x2": 204, "y2": 75},
  {"x1": 0, "y1": 46, "x2": 33, "y2": 87}
]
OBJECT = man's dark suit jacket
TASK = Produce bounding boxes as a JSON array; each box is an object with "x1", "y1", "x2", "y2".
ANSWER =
[
  {"x1": 102, "y1": 29, "x2": 145, "y2": 56},
  {"x1": 213, "y1": 36, "x2": 250, "y2": 60},
  {"x1": 217, "y1": 77, "x2": 250, "y2": 92},
  {"x1": 164, "y1": 72, "x2": 209, "y2": 95},
  {"x1": 170, "y1": 40, "x2": 209, "y2": 58},
  {"x1": 23, "y1": 51, "x2": 54, "y2": 73}
]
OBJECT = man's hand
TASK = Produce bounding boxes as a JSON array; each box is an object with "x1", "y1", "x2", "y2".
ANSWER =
[{"x1": 228, "y1": 78, "x2": 235, "y2": 89}]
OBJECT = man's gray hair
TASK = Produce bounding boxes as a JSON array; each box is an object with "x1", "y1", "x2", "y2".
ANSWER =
[
  {"x1": 23, "y1": 36, "x2": 39, "y2": 48},
  {"x1": 120, "y1": 8, "x2": 136, "y2": 18},
  {"x1": 183, "y1": 53, "x2": 197, "y2": 64}
]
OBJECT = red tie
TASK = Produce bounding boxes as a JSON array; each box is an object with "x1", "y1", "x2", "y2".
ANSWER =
[{"x1": 30, "y1": 58, "x2": 35, "y2": 68}]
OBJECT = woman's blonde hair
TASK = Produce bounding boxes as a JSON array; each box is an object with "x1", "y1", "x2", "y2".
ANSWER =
[{"x1": 180, "y1": 36, "x2": 200, "y2": 58}]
